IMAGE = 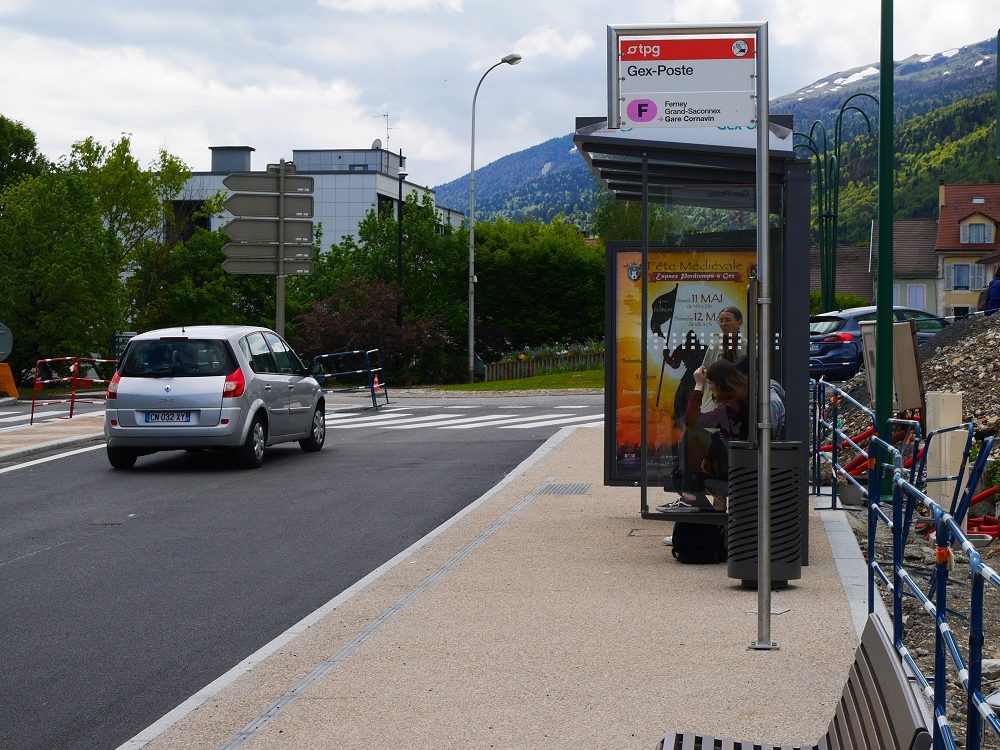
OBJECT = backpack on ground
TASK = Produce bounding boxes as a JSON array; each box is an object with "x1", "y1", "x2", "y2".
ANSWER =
[{"x1": 671, "y1": 522, "x2": 727, "y2": 564}]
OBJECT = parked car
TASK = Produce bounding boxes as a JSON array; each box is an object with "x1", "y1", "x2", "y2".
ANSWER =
[
  {"x1": 104, "y1": 325, "x2": 325, "y2": 469},
  {"x1": 809, "y1": 306, "x2": 949, "y2": 380}
]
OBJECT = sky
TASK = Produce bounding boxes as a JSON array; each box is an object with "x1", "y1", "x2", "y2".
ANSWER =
[{"x1": 0, "y1": 1, "x2": 992, "y2": 188}]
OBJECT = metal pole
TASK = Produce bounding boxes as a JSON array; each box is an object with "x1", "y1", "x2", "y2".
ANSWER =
[
  {"x1": 751, "y1": 22, "x2": 777, "y2": 652},
  {"x1": 468, "y1": 55, "x2": 520, "y2": 383},
  {"x1": 396, "y1": 149, "x2": 405, "y2": 327},
  {"x1": 469, "y1": 63, "x2": 500, "y2": 383},
  {"x1": 640, "y1": 153, "x2": 649, "y2": 513},
  {"x1": 875, "y1": 0, "x2": 895, "y2": 466},
  {"x1": 276, "y1": 158, "x2": 286, "y2": 337}
]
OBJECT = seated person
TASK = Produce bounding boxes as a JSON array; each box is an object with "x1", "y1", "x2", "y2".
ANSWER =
[{"x1": 659, "y1": 359, "x2": 748, "y2": 512}]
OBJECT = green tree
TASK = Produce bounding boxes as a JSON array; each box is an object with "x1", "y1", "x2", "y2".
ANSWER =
[
  {"x1": 473, "y1": 218, "x2": 605, "y2": 359},
  {"x1": 128, "y1": 228, "x2": 274, "y2": 331},
  {"x1": 0, "y1": 172, "x2": 120, "y2": 379},
  {"x1": 0, "y1": 115, "x2": 47, "y2": 195},
  {"x1": 64, "y1": 135, "x2": 191, "y2": 267}
]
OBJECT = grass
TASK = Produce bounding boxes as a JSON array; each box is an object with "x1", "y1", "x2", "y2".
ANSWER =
[{"x1": 435, "y1": 367, "x2": 604, "y2": 392}]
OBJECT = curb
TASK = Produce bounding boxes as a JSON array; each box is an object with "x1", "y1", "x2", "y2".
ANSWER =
[{"x1": 0, "y1": 432, "x2": 105, "y2": 464}]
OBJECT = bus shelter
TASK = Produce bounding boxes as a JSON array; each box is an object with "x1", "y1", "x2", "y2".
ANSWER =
[{"x1": 573, "y1": 115, "x2": 813, "y2": 563}]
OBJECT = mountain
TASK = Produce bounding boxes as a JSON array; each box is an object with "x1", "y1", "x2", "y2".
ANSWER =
[{"x1": 434, "y1": 36, "x2": 998, "y2": 234}]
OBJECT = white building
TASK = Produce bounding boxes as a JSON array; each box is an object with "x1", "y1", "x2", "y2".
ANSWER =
[{"x1": 177, "y1": 144, "x2": 463, "y2": 248}]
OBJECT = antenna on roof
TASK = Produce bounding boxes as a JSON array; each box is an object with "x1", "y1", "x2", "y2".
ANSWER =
[{"x1": 372, "y1": 112, "x2": 391, "y2": 150}]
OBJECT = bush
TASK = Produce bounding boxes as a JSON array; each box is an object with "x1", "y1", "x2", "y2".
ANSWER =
[
  {"x1": 494, "y1": 338, "x2": 604, "y2": 365},
  {"x1": 291, "y1": 277, "x2": 455, "y2": 385}
]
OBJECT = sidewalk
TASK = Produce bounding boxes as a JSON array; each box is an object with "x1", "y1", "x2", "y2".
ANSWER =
[{"x1": 2, "y1": 410, "x2": 869, "y2": 750}]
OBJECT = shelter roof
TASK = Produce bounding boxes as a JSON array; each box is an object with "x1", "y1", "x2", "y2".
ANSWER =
[{"x1": 573, "y1": 115, "x2": 802, "y2": 207}]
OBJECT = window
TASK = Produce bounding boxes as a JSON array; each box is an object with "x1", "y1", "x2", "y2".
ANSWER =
[
  {"x1": 892, "y1": 283, "x2": 900, "y2": 305},
  {"x1": 262, "y1": 332, "x2": 304, "y2": 374},
  {"x1": 243, "y1": 332, "x2": 277, "y2": 374},
  {"x1": 952, "y1": 264, "x2": 971, "y2": 290},
  {"x1": 906, "y1": 285, "x2": 925, "y2": 311},
  {"x1": 897, "y1": 309, "x2": 943, "y2": 333},
  {"x1": 961, "y1": 222, "x2": 995, "y2": 244}
]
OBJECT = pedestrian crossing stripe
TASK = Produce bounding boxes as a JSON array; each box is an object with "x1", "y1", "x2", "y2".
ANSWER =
[{"x1": 324, "y1": 410, "x2": 603, "y2": 431}]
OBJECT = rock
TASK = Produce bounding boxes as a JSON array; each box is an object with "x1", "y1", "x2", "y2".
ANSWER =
[{"x1": 981, "y1": 660, "x2": 1000, "y2": 680}]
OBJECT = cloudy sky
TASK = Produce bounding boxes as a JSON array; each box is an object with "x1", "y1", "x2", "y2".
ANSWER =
[{"x1": 0, "y1": 1, "x2": 990, "y2": 187}]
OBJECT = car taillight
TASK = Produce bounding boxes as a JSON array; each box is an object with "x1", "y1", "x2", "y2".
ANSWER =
[
  {"x1": 821, "y1": 333, "x2": 854, "y2": 343},
  {"x1": 106, "y1": 371, "x2": 121, "y2": 400},
  {"x1": 223, "y1": 367, "x2": 246, "y2": 398}
]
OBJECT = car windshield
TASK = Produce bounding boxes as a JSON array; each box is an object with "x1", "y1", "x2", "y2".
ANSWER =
[
  {"x1": 809, "y1": 316, "x2": 846, "y2": 335},
  {"x1": 120, "y1": 339, "x2": 235, "y2": 378}
]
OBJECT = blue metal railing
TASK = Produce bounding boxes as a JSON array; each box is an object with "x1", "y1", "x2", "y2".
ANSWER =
[
  {"x1": 313, "y1": 349, "x2": 388, "y2": 408},
  {"x1": 812, "y1": 378, "x2": 1000, "y2": 750}
]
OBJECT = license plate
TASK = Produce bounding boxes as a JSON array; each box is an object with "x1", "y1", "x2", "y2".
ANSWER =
[{"x1": 145, "y1": 411, "x2": 191, "y2": 423}]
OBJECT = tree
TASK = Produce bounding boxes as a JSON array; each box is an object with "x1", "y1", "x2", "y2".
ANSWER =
[
  {"x1": 473, "y1": 218, "x2": 605, "y2": 359},
  {"x1": 64, "y1": 135, "x2": 191, "y2": 268},
  {"x1": 0, "y1": 115, "x2": 47, "y2": 196},
  {"x1": 0, "y1": 172, "x2": 120, "y2": 379},
  {"x1": 127, "y1": 228, "x2": 274, "y2": 331},
  {"x1": 292, "y1": 278, "x2": 453, "y2": 384}
]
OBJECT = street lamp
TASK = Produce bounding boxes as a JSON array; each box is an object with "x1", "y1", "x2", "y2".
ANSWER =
[
  {"x1": 397, "y1": 149, "x2": 407, "y2": 327},
  {"x1": 469, "y1": 52, "x2": 521, "y2": 382}
]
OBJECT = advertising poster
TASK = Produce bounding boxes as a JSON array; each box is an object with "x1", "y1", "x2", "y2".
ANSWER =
[{"x1": 607, "y1": 246, "x2": 756, "y2": 485}]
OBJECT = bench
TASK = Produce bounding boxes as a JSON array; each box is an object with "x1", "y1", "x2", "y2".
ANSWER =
[{"x1": 656, "y1": 614, "x2": 932, "y2": 750}]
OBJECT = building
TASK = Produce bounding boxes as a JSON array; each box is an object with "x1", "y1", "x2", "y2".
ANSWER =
[
  {"x1": 176, "y1": 144, "x2": 463, "y2": 249},
  {"x1": 935, "y1": 183, "x2": 1000, "y2": 318},
  {"x1": 871, "y1": 218, "x2": 940, "y2": 313}
]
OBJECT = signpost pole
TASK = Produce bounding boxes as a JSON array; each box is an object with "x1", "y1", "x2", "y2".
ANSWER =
[
  {"x1": 276, "y1": 159, "x2": 286, "y2": 337},
  {"x1": 750, "y1": 22, "x2": 777, "y2": 652}
]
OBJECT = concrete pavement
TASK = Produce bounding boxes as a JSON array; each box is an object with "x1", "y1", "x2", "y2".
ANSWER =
[{"x1": 0, "y1": 400, "x2": 873, "y2": 750}]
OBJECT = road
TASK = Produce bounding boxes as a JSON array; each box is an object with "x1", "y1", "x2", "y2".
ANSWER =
[{"x1": 0, "y1": 393, "x2": 602, "y2": 750}]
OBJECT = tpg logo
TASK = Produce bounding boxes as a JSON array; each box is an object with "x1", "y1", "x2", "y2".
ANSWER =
[{"x1": 623, "y1": 43, "x2": 661, "y2": 58}]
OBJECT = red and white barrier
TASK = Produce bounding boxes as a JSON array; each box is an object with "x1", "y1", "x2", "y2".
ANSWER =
[{"x1": 30, "y1": 356, "x2": 117, "y2": 424}]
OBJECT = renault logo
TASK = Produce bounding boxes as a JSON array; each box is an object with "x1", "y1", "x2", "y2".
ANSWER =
[{"x1": 164, "y1": 385, "x2": 171, "y2": 393}]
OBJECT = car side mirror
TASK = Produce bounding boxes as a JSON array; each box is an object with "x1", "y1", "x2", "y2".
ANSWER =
[{"x1": 309, "y1": 362, "x2": 326, "y2": 384}]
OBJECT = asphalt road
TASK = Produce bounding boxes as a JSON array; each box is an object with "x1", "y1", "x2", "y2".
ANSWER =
[{"x1": 0, "y1": 394, "x2": 602, "y2": 750}]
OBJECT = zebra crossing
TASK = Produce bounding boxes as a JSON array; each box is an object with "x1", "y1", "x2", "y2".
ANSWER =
[{"x1": 325, "y1": 405, "x2": 603, "y2": 433}]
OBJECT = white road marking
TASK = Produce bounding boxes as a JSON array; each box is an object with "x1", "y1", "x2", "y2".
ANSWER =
[
  {"x1": 441, "y1": 413, "x2": 567, "y2": 429},
  {"x1": 499, "y1": 414, "x2": 604, "y2": 429},
  {"x1": 326, "y1": 413, "x2": 463, "y2": 429},
  {"x1": 0, "y1": 444, "x2": 104, "y2": 475},
  {"x1": 382, "y1": 414, "x2": 514, "y2": 429}
]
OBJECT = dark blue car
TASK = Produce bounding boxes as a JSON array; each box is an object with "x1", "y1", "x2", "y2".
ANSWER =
[{"x1": 809, "y1": 306, "x2": 949, "y2": 381}]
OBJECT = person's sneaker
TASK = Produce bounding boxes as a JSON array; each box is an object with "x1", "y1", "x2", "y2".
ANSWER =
[{"x1": 656, "y1": 496, "x2": 699, "y2": 511}]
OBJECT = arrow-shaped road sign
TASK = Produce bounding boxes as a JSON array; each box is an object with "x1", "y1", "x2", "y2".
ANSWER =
[
  {"x1": 222, "y1": 259, "x2": 314, "y2": 275},
  {"x1": 223, "y1": 193, "x2": 314, "y2": 218},
  {"x1": 221, "y1": 218, "x2": 314, "y2": 244},
  {"x1": 222, "y1": 243, "x2": 313, "y2": 261},
  {"x1": 222, "y1": 173, "x2": 314, "y2": 193}
]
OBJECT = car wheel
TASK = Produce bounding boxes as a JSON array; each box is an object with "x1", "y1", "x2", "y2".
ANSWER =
[
  {"x1": 107, "y1": 446, "x2": 138, "y2": 469},
  {"x1": 300, "y1": 404, "x2": 326, "y2": 452},
  {"x1": 239, "y1": 414, "x2": 267, "y2": 469}
]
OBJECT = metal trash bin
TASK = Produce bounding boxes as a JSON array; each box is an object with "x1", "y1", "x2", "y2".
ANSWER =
[{"x1": 726, "y1": 440, "x2": 805, "y2": 587}]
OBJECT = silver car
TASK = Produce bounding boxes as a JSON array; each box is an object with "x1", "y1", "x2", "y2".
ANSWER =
[{"x1": 104, "y1": 325, "x2": 325, "y2": 469}]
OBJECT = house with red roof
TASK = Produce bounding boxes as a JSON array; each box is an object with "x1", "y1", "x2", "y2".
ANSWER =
[{"x1": 935, "y1": 183, "x2": 1000, "y2": 317}]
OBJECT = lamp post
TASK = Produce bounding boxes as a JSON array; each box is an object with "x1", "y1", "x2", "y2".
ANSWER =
[
  {"x1": 469, "y1": 52, "x2": 521, "y2": 383},
  {"x1": 793, "y1": 92, "x2": 877, "y2": 312},
  {"x1": 397, "y1": 149, "x2": 407, "y2": 327}
]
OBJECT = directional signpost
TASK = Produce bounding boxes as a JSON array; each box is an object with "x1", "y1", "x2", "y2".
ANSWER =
[{"x1": 221, "y1": 159, "x2": 314, "y2": 336}]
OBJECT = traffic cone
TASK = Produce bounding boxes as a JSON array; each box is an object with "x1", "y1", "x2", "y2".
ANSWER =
[{"x1": 373, "y1": 373, "x2": 382, "y2": 392}]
